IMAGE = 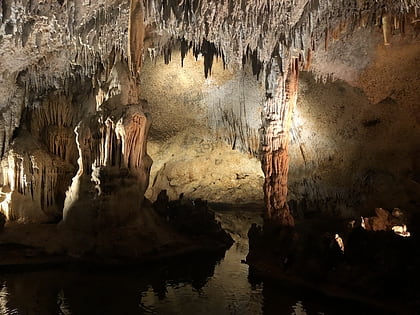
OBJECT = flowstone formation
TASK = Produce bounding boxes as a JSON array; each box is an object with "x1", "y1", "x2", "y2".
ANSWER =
[
  {"x1": 62, "y1": 103, "x2": 152, "y2": 231},
  {"x1": 0, "y1": 93, "x2": 77, "y2": 222}
]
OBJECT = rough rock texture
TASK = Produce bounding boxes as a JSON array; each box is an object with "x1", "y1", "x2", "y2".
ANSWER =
[
  {"x1": 140, "y1": 51, "x2": 263, "y2": 154},
  {"x1": 141, "y1": 2, "x2": 419, "y2": 224},
  {"x1": 147, "y1": 131, "x2": 263, "y2": 204},
  {"x1": 139, "y1": 27, "x2": 419, "y2": 219},
  {"x1": 0, "y1": 0, "x2": 130, "y2": 154},
  {"x1": 0, "y1": 1, "x2": 419, "y2": 287},
  {"x1": 261, "y1": 59, "x2": 299, "y2": 226},
  {"x1": 62, "y1": 103, "x2": 152, "y2": 231},
  {"x1": 0, "y1": 0, "x2": 418, "y2": 223},
  {"x1": 288, "y1": 32, "x2": 420, "y2": 218},
  {"x1": 140, "y1": 51, "x2": 264, "y2": 203}
]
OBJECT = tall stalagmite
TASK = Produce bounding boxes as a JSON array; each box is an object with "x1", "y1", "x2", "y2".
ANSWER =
[{"x1": 262, "y1": 58, "x2": 299, "y2": 226}]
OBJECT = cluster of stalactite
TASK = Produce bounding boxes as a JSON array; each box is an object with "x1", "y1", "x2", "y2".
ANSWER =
[
  {"x1": 1, "y1": 0, "x2": 419, "y2": 226},
  {"x1": 73, "y1": 105, "x2": 151, "y2": 173},
  {"x1": 28, "y1": 94, "x2": 78, "y2": 164},
  {"x1": 0, "y1": 0, "x2": 131, "y2": 169},
  {"x1": 143, "y1": 0, "x2": 418, "y2": 79},
  {"x1": 0, "y1": 0, "x2": 129, "y2": 81},
  {"x1": 210, "y1": 104, "x2": 260, "y2": 156}
]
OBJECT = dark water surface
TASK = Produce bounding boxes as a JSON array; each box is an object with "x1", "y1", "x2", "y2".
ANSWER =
[{"x1": 0, "y1": 210, "x2": 392, "y2": 315}]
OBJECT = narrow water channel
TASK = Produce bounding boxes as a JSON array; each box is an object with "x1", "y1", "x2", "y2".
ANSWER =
[{"x1": 0, "y1": 208, "x2": 389, "y2": 314}]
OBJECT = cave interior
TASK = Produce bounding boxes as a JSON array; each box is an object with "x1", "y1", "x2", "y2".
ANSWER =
[{"x1": 0, "y1": 0, "x2": 420, "y2": 313}]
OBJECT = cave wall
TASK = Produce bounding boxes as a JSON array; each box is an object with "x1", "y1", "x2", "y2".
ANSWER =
[
  {"x1": 0, "y1": 1, "x2": 151, "y2": 224},
  {"x1": 140, "y1": 29, "x2": 420, "y2": 217},
  {"x1": 291, "y1": 30, "x2": 420, "y2": 217},
  {"x1": 140, "y1": 51, "x2": 264, "y2": 203}
]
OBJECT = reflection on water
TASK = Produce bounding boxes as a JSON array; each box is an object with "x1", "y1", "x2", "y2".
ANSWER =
[
  {"x1": 139, "y1": 241, "x2": 263, "y2": 315},
  {"x1": 0, "y1": 210, "x2": 392, "y2": 315}
]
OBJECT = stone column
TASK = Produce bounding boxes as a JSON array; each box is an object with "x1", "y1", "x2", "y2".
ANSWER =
[{"x1": 261, "y1": 58, "x2": 299, "y2": 226}]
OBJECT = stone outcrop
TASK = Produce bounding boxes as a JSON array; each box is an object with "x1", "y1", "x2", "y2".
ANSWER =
[
  {"x1": 0, "y1": 93, "x2": 77, "y2": 222},
  {"x1": 0, "y1": 136, "x2": 74, "y2": 222},
  {"x1": 153, "y1": 190, "x2": 234, "y2": 247},
  {"x1": 361, "y1": 207, "x2": 407, "y2": 232}
]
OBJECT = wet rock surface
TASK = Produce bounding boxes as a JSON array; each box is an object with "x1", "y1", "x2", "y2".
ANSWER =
[{"x1": 247, "y1": 211, "x2": 420, "y2": 313}]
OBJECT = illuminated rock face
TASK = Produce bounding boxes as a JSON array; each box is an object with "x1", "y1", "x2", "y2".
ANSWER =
[
  {"x1": 0, "y1": 139, "x2": 74, "y2": 222},
  {"x1": 63, "y1": 104, "x2": 152, "y2": 231},
  {"x1": 0, "y1": 94, "x2": 77, "y2": 222}
]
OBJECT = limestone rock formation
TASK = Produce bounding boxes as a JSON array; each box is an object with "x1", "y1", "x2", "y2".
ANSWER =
[{"x1": 62, "y1": 103, "x2": 152, "y2": 231}]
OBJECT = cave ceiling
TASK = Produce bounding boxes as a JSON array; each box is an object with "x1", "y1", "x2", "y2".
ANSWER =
[
  {"x1": 0, "y1": 0, "x2": 418, "y2": 100},
  {"x1": 0, "y1": 0, "x2": 417, "y2": 151}
]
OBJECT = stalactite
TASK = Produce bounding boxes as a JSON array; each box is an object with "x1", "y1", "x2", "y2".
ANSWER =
[
  {"x1": 382, "y1": 14, "x2": 391, "y2": 45},
  {"x1": 143, "y1": 0, "x2": 418, "y2": 88},
  {"x1": 29, "y1": 93, "x2": 78, "y2": 165},
  {"x1": 128, "y1": 0, "x2": 145, "y2": 75},
  {"x1": 180, "y1": 38, "x2": 190, "y2": 66}
]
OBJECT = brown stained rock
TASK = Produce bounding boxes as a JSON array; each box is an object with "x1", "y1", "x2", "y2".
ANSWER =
[
  {"x1": 363, "y1": 207, "x2": 406, "y2": 232},
  {"x1": 261, "y1": 59, "x2": 300, "y2": 226},
  {"x1": 370, "y1": 208, "x2": 391, "y2": 231}
]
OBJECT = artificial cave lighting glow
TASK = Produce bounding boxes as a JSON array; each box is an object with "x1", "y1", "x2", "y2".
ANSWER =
[
  {"x1": 335, "y1": 233, "x2": 345, "y2": 253},
  {"x1": 361, "y1": 216, "x2": 366, "y2": 229},
  {"x1": 392, "y1": 225, "x2": 411, "y2": 237}
]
